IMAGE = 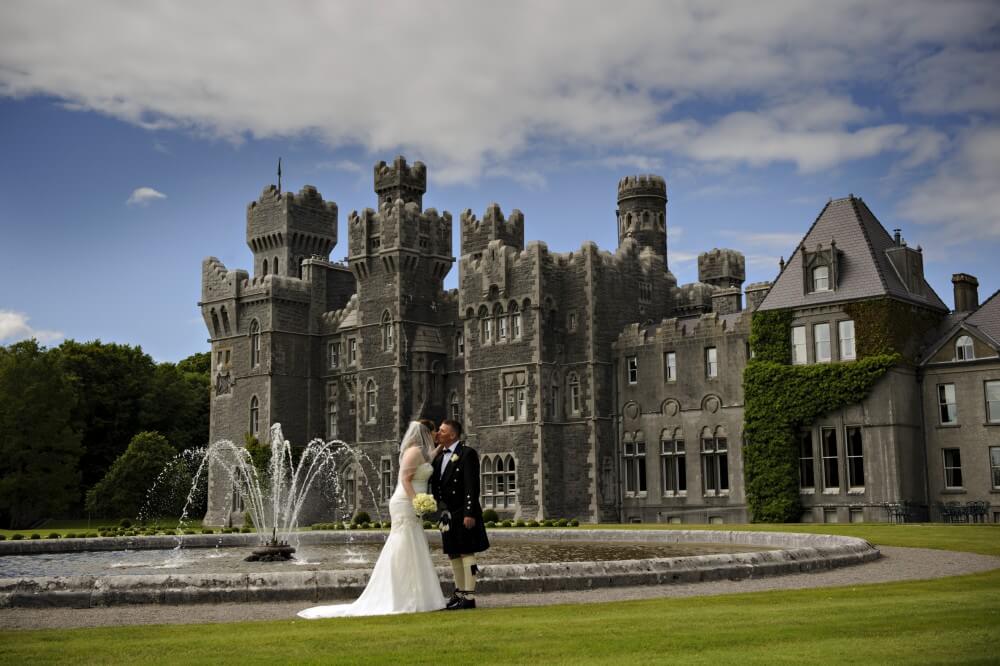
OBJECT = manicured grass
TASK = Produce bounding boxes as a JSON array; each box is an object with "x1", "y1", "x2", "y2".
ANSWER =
[
  {"x1": 1, "y1": 524, "x2": 998, "y2": 664},
  {"x1": 0, "y1": 517, "x2": 207, "y2": 539}
]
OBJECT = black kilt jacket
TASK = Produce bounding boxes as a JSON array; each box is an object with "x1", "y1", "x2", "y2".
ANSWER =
[{"x1": 429, "y1": 441, "x2": 490, "y2": 555}]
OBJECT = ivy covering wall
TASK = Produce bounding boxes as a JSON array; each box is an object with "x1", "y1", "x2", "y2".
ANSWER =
[{"x1": 742, "y1": 306, "x2": 911, "y2": 522}]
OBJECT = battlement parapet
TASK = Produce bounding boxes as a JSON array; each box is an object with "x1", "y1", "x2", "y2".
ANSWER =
[
  {"x1": 615, "y1": 309, "x2": 749, "y2": 349},
  {"x1": 246, "y1": 185, "x2": 338, "y2": 253},
  {"x1": 672, "y1": 282, "x2": 715, "y2": 316},
  {"x1": 348, "y1": 201, "x2": 453, "y2": 259},
  {"x1": 461, "y1": 204, "x2": 525, "y2": 255},
  {"x1": 201, "y1": 257, "x2": 243, "y2": 302},
  {"x1": 617, "y1": 174, "x2": 667, "y2": 202}
]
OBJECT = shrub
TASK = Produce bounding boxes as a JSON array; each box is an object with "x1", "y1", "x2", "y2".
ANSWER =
[
  {"x1": 482, "y1": 509, "x2": 499, "y2": 523},
  {"x1": 0, "y1": 534, "x2": 6, "y2": 540},
  {"x1": 514, "y1": 520, "x2": 525, "y2": 527},
  {"x1": 64, "y1": 533, "x2": 77, "y2": 538},
  {"x1": 119, "y1": 518, "x2": 132, "y2": 528},
  {"x1": 240, "y1": 527, "x2": 253, "y2": 534},
  {"x1": 485, "y1": 521, "x2": 496, "y2": 528},
  {"x1": 556, "y1": 518, "x2": 568, "y2": 527},
  {"x1": 568, "y1": 519, "x2": 579, "y2": 527},
  {"x1": 501, "y1": 520, "x2": 513, "y2": 527},
  {"x1": 30, "y1": 533, "x2": 40, "y2": 539},
  {"x1": 201, "y1": 528, "x2": 214, "y2": 535},
  {"x1": 526, "y1": 520, "x2": 539, "y2": 527},
  {"x1": 47, "y1": 532, "x2": 61, "y2": 539},
  {"x1": 422, "y1": 520, "x2": 433, "y2": 529},
  {"x1": 86, "y1": 532, "x2": 98, "y2": 538},
  {"x1": 86, "y1": 432, "x2": 177, "y2": 519},
  {"x1": 351, "y1": 511, "x2": 371, "y2": 525},
  {"x1": 183, "y1": 529, "x2": 195, "y2": 535}
]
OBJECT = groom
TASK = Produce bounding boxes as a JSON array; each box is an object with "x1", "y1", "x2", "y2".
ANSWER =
[{"x1": 428, "y1": 419, "x2": 489, "y2": 610}]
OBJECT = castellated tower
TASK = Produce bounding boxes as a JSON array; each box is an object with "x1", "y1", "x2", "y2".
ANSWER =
[
  {"x1": 246, "y1": 184, "x2": 338, "y2": 279},
  {"x1": 617, "y1": 174, "x2": 668, "y2": 268},
  {"x1": 460, "y1": 203, "x2": 525, "y2": 257},
  {"x1": 374, "y1": 155, "x2": 427, "y2": 209}
]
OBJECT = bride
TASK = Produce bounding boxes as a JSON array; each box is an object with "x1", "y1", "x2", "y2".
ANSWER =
[{"x1": 298, "y1": 420, "x2": 448, "y2": 618}]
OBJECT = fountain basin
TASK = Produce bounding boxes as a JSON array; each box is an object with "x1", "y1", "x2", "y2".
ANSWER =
[{"x1": 0, "y1": 529, "x2": 879, "y2": 608}]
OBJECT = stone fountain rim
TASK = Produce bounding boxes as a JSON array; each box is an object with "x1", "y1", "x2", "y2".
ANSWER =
[{"x1": 0, "y1": 529, "x2": 880, "y2": 608}]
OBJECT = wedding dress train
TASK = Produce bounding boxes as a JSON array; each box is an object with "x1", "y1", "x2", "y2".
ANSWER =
[{"x1": 297, "y1": 462, "x2": 447, "y2": 618}]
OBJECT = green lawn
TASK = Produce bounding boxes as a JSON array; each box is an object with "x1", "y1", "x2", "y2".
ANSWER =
[{"x1": 1, "y1": 524, "x2": 998, "y2": 664}]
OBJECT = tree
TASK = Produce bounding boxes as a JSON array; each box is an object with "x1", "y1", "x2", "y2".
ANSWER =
[
  {"x1": 140, "y1": 355, "x2": 210, "y2": 452},
  {"x1": 0, "y1": 340, "x2": 82, "y2": 529},
  {"x1": 85, "y1": 431, "x2": 178, "y2": 519},
  {"x1": 55, "y1": 340, "x2": 157, "y2": 492}
]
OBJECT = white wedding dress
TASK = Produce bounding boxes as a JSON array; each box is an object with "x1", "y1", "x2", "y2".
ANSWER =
[{"x1": 297, "y1": 462, "x2": 447, "y2": 618}]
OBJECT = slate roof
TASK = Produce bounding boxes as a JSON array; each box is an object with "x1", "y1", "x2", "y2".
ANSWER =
[
  {"x1": 965, "y1": 289, "x2": 1000, "y2": 346},
  {"x1": 758, "y1": 196, "x2": 948, "y2": 312},
  {"x1": 918, "y1": 289, "x2": 1000, "y2": 364}
]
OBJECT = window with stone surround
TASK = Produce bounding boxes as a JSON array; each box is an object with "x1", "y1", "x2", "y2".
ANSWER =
[
  {"x1": 568, "y1": 311, "x2": 577, "y2": 332},
  {"x1": 990, "y1": 447, "x2": 1000, "y2": 490},
  {"x1": 814, "y1": 323, "x2": 831, "y2": 363},
  {"x1": 455, "y1": 331, "x2": 465, "y2": 356},
  {"x1": 943, "y1": 448, "x2": 963, "y2": 488},
  {"x1": 986, "y1": 381, "x2": 1000, "y2": 423},
  {"x1": 365, "y1": 379, "x2": 377, "y2": 423},
  {"x1": 812, "y1": 265, "x2": 830, "y2": 291},
  {"x1": 481, "y1": 454, "x2": 517, "y2": 509},
  {"x1": 846, "y1": 426, "x2": 865, "y2": 489},
  {"x1": 548, "y1": 373, "x2": 560, "y2": 420},
  {"x1": 623, "y1": 434, "x2": 647, "y2": 497},
  {"x1": 838, "y1": 320, "x2": 856, "y2": 360},
  {"x1": 568, "y1": 373, "x2": 581, "y2": 414},
  {"x1": 705, "y1": 347, "x2": 718, "y2": 378},
  {"x1": 479, "y1": 306, "x2": 492, "y2": 344},
  {"x1": 956, "y1": 335, "x2": 975, "y2": 361},
  {"x1": 792, "y1": 326, "x2": 807, "y2": 365},
  {"x1": 799, "y1": 430, "x2": 815, "y2": 491},
  {"x1": 450, "y1": 391, "x2": 461, "y2": 421},
  {"x1": 660, "y1": 428, "x2": 686, "y2": 496},
  {"x1": 509, "y1": 302, "x2": 521, "y2": 339},
  {"x1": 938, "y1": 383, "x2": 957, "y2": 424},
  {"x1": 328, "y1": 341, "x2": 340, "y2": 369},
  {"x1": 495, "y1": 303, "x2": 507, "y2": 340},
  {"x1": 627, "y1": 356, "x2": 638, "y2": 384},
  {"x1": 380, "y1": 458, "x2": 392, "y2": 502},
  {"x1": 249, "y1": 395, "x2": 259, "y2": 436},
  {"x1": 638, "y1": 281, "x2": 652, "y2": 303},
  {"x1": 348, "y1": 338, "x2": 358, "y2": 365},
  {"x1": 664, "y1": 351, "x2": 676, "y2": 382},
  {"x1": 502, "y1": 371, "x2": 527, "y2": 422},
  {"x1": 701, "y1": 427, "x2": 728, "y2": 495},
  {"x1": 381, "y1": 311, "x2": 393, "y2": 351},
  {"x1": 821, "y1": 427, "x2": 839, "y2": 491},
  {"x1": 249, "y1": 319, "x2": 261, "y2": 368},
  {"x1": 344, "y1": 465, "x2": 357, "y2": 512},
  {"x1": 327, "y1": 400, "x2": 338, "y2": 440}
]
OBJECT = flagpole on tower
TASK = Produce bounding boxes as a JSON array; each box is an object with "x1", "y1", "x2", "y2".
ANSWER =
[{"x1": 277, "y1": 157, "x2": 282, "y2": 193}]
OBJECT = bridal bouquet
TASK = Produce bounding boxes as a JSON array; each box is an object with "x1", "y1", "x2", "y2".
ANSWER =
[{"x1": 412, "y1": 493, "x2": 437, "y2": 517}]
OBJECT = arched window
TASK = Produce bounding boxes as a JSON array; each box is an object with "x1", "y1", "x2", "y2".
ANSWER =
[
  {"x1": 548, "y1": 372, "x2": 560, "y2": 420},
  {"x1": 509, "y1": 302, "x2": 521, "y2": 339},
  {"x1": 956, "y1": 335, "x2": 975, "y2": 361},
  {"x1": 365, "y1": 379, "x2": 377, "y2": 423},
  {"x1": 455, "y1": 331, "x2": 465, "y2": 356},
  {"x1": 495, "y1": 456, "x2": 506, "y2": 503},
  {"x1": 211, "y1": 310, "x2": 220, "y2": 337},
  {"x1": 812, "y1": 265, "x2": 830, "y2": 292},
  {"x1": 298, "y1": 257, "x2": 306, "y2": 279},
  {"x1": 249, "y1": 396, "x2": 259, "y2": 436},
  {"x1": 381, "y1": 311, "x2": 393, "y2": 351},
  {"x1": 702, "y1": 426, "x2": 729, "y2": 495},
  {"x1": 249, "y1": 320, "x2": 261, "y2": 367},
  {"x1": 273, "y1": 257, "x2": 279, "y2": 276},
  {"x1": 481, "y1": 456, "x2": 494, "y2": 508},
  {"x1": 479, "y1": 306, "x2": 492, "y2": 343},
  {"x1": 261, "y1": 259, "x2": 269, "y2": 277},
  {"x1": 327, "y1": 399, "x2": 338, "y2": 440},
  {"x1": 504, "y1": 455, "x2": 517, "y2": 507},
  {"x1": 567, "y1": 372, "x2": 581, "y2": 414},
  {"x1": 450, "y1": 390, "x2": 462, "y2": 421},
  {"x1": 220, "y1": 307, "x2": 231, "y2": 335},
  {"x1": 494, "y1": 303, "x2": 507, "y2": 340}
]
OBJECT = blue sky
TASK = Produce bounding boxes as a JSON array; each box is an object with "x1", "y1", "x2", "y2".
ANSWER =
[{"x1": 1, "y1": 1, "x2": 998, "y2": 362}]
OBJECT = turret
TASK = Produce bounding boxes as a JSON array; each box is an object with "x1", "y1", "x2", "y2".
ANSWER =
[
  {"x1": 246, "y1": 184, "x2": 338, "y2": 279},
  {"x1": 617, "y1": 174, "x2": 667, "y2": 268},
  {"x1": 374, "y1": 156, "x2": 427, "y2": 210},
  {"x1": 698, "y1": 248, "x2": 746, "y2": 289}
]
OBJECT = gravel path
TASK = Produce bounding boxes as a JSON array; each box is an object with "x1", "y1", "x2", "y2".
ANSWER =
[{"x1": 1, "y1": 546, "x2": 997, "y2": 630}]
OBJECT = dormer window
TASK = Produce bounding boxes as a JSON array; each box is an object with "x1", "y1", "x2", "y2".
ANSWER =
[
  {"x1": 812, "y1": 265, "x2": 830, "y2": 292},
  {"x1": 956, "y1": 335, "x2": 975, "y2": 361},
  {"x1": 801, "y1": 241, "x2": 839, "y2": 294}
]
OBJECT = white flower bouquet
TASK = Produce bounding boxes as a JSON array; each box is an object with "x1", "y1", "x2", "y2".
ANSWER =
[{"x1": 412, "y1": 493, "x2": 437, "y2": 517}]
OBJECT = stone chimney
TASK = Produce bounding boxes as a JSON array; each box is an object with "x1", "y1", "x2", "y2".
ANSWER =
[
  {"x1": 744, "y1": 281, "x2": 772, "y2": 312},
  {"x1": 952, "y1": 273, "x2": 979, "y2": 313}
]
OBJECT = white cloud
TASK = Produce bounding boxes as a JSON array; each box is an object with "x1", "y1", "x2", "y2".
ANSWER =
[
  {"x1": 718, "y1": 230, "x2": 802, "y2": 251},
  {"x1": 126, "y1": 186, "x2": 167, "y2": 206},
  {"x1": 0, "y1": 1, "x2": 996, "y2": 182},
  {"x1": 315, "y1": 159, "x2": 363, "y2": 173},
  {"x1": 0, "y1": 310, "x2": 64, "y2": 345},
  {"x1": 898, "y1": 125, "x2": 1000, "y2": 243}
]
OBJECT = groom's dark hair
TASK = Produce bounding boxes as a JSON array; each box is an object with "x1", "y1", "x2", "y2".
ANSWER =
[{"x1": 441, "y1": 418, "x2": 463, "y2": 437}]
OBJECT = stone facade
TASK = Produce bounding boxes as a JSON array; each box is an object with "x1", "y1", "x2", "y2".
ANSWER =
[{"x1": 200, "y1": 160, "x2": 998, "y2": 525}]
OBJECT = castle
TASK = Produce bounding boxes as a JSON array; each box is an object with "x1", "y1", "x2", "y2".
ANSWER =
[{"x1": 200, "y1": 157, "x2": 1000, "y2": 525}]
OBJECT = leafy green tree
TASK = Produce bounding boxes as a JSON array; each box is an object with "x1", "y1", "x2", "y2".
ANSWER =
[
  {"x1": 140, "y1": 355, "x2": 210, "y2": 452},
  {"x1": 0, "y1": 340, "x2": 82, "y2": 528},
  {"x1": 85, "y1": 431, "x2": 178, "y2": 519},
  {"x1": 55, "y1": 340, "x2": 157, "y2": 491}
]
